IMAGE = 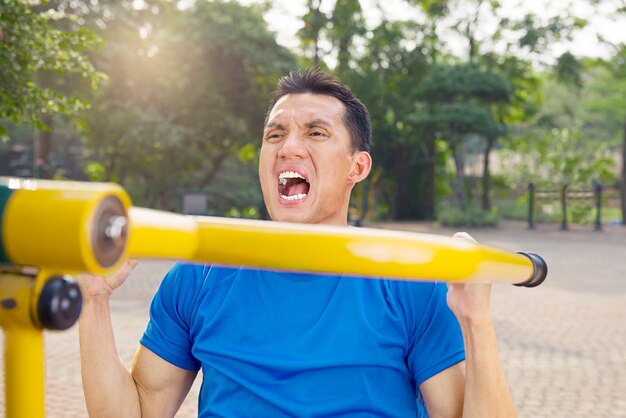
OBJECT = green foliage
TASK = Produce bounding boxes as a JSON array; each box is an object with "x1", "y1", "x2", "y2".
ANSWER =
[
  {"x1": 297, "y1": 0, "x2": 327, "y2": 63},
  {"x1": 416, "y1": 63, "x2": 511, "y2": 210},
  {"x1": 495, "y1": 54, "x2": 624, "y2": 226},
  {"x1": 84, "y1": 161, "x2": 105, "y2": 181},
  {"x1": 502, "y1": 58, "x2": 623, "y2": 196},
  {"x1": 238, "y1": 144, "x2": 258, "y2": 165},
  {"x1": 418, "y1": 64, "x2": 511, "y2": 104},
  {"x1": 225, "y1": 206, "x2": 261, "y2": 219},
  {"x1": 554, "y1": 52, "x2": 583, "y2": 88},
  {"x1": 582, "y1": 62, "x2": 626, "y2": 148},
  {"x1": 80, "y1": 1, "x2": 295, "y2": 209},
  {"x1": 501, "y1": 128, "x2": 616, "y2": 188},
  {"x1": 0, "y1": 0, "x2": 104, "y2": 134},
  {"x1": 341, "y1": 20, "x2": 436, "y2": 219},
  {"x1": 328, "y1": 0, "x2": 365, "y2": 71},
  {"x1": 493, "y1": 197, "x2": 528, "y2": 221},
  {"x1": 437, "y1": 205, "x2": 499, "y2": 227},
  {"x1": 569, "y1": 201, "x2": 595, "y2": 224},
  {"x1": 412, "y1": 0, "x2": 449, "y2": 17},
  {"x1": 204, "y1": 154, "x2": 264, "y2": 218},
  {"x1": 0, "y1": 0, "x2": 619, "y2": 226},
  {"x1": 513, "y1": 13, "x2": 585, "y2": 54},
  {"x1": 414, "y1": 102, "x2": 503, "y2": 138},
  {"x1": 434, "y1": 138, "x2": 454, "y2": 197},
  {"x1": 288, "y1": 0, "x2": 593, "y2": 221}
]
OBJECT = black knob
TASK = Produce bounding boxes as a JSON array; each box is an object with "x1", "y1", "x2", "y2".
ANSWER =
[
  {"x1": 37, "y1": 275, "x2": 83, "y2": 330},
  {"x1": 514, "y1": 252, "x2": 548, "y2": 288}
]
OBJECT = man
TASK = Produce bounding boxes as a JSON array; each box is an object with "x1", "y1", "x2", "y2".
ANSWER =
[{"x1": 79, "y1": 68, "x2": 517, "y2": 417}]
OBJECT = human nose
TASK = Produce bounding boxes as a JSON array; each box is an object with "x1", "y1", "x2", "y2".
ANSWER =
[{"x1": 277, "y1": 132, "x2": 306, "y2": 159}]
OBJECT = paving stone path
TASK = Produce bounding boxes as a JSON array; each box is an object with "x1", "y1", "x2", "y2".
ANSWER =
[{"x1": 1, "y1": 221, "x2": 625, "y2": 417}]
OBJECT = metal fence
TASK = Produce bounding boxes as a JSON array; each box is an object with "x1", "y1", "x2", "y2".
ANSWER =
[{"x1": 527, "y1": 181, "x2": 623, "y2": 231}]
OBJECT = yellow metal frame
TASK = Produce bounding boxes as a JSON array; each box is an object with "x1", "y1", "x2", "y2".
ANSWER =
[
  {"x1": 0, "y1": 178, "x2": 132, "y2": 418},
  {"x1": 0, "y1": 270, "x2": 52, "y2": 418},
  {"x1": 0, "y1": 177, "x2": 546, "y2": 417}
]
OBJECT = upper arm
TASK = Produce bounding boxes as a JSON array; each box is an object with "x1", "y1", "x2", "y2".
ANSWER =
[
  {"x1": 130, "y1": 345, "x2": 198, "y2": 418},
  {"x1": 420, "y1": 361, "x2": 465, "y2": 418}
]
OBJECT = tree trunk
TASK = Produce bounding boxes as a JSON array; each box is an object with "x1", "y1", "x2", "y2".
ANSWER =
[
  {"x1": 481, "y1": 136, "x2": 495, "y2": 211},
  {"x1": 621, "y1": 117, "x2": 626, "y2": 226},
  {"x1": 34, "y1": 113, "x2": 53, "y2": 178},
  {"x1": 424, "y1": 138, "x2": 436, "y2": 219},
  {"x1": 310, "y1": 0, "x2": 321, "y2": 66},
  {"x1": 313, "y1": 39, "x2": 319, "y2": 66},
  {"x1": 452, "y1": 142, "x2": 467, "y2": 211},
  {"x1": 199, "y1": 151, "x2": 228, "y2": 189},
  {"x1": 157, "y1": 188, "x2": 172, "y2": 211},
  {"x1": 393, "y1": 144, "x2": 409, "y2": 219}
]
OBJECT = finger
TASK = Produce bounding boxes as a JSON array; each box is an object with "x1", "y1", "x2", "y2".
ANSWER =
[{"x1": 116, "y1": 259, "x2": 138, "y2": 279}]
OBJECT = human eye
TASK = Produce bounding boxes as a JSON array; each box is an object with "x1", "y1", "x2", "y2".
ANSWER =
[
  {"x1": 264, "y1": 131, "x2": 284, "y2": 142},
  {"x1": 308, "y1": 129, "x2": 328, "y2": 138}
]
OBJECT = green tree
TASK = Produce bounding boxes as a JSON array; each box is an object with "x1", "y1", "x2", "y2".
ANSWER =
[
  {"x1": 497, "y1": 61, "x2": 621, "y2": 210},
  {"x1": 0, "y1": 0, "x2": 103, "y2": 138},
  {"x1": 289, "y1": 0, "x2": 588, "y2": 220},
  {"x1": 582, "y1": 54, "x2": 626, "y2": 223},
  {"x1": 297, "y1": 0, "x2": 327, "y2": 66},
  {"x1": 501, "y1": 127, "x2": 616, "y2": 189},
  {"x1": 417, "y1": 64, "x2": 510, "y2": 210},
  {"x1": 81, "y1": 1, "x2": 295, "y2": 209},
  {"x1": 327, "y1": 0, "x2": 365, "y2": 73},
  {"x1": 408, "y1": 0, "x2": 587, "y2": 212},
  {"x1": 344, "y1": 21, "x2": 435, "y2": 219}
]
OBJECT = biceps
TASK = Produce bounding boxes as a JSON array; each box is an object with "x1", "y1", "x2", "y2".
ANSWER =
[
  {"x1": 130, "y1": 345, "x2": 198, "y2": 418},
  {"x1": 419, "y1": 361, "x2": 465, "y2": 418}
]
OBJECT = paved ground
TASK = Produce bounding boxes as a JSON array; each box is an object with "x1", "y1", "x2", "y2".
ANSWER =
[{"x1": 1, "y1": 221, "x2": 625, "y2": 417}]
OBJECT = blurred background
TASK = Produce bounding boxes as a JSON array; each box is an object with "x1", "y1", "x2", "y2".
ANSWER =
[{"x1": 1, "y1": 0, "x2": 625, "y2": 228}]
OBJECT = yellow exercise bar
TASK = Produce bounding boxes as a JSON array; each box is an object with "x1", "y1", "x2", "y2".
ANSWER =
[
  {"x1": 1, "y1": 177, "x2": 547, "y2": 286},
  {"x1": 128, "y1": 208, "x2": 545, "y2": 285}
]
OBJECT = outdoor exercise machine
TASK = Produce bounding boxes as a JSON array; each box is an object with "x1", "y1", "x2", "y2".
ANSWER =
[{"x1": 0, "y1": 176, "x2": 548, "y2": 418}]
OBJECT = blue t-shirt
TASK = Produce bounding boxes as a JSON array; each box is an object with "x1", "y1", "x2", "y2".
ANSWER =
[{"x1": 140, "y1": 263, "x2": 464, "y2": 417}]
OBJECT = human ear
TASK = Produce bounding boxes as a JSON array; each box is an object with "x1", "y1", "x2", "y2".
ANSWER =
[{"x1": 348, "y1": 151, "x2": 372, "y2": 184}]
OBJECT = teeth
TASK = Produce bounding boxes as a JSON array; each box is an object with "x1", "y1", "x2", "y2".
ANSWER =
[
  {"x1": 280, "y1": 193, "x2": 307, "y2": 201},
  {"x1": 279, "y1": 171, "x2": 307, "y2": 181}
]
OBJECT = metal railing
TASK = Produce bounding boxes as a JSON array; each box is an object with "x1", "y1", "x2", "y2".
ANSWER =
[{"x1": 527, "y1": 181, "x2": 604, "y2": 231}]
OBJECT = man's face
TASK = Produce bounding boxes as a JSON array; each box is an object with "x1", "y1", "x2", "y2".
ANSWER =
[{"x1": 259, "y1": 93, "x2": 370, "y2": 225}]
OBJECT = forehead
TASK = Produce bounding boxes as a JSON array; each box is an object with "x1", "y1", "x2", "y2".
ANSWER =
[{"x1": 266, "y1": 93, "x2": 346, "y2": 127}]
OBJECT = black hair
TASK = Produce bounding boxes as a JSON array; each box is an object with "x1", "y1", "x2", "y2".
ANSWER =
[{"x1": 265, "y1": 67, "x2": 371, "y2": 153}]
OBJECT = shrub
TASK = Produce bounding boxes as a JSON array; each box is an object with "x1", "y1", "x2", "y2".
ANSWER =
[{"x1": 437, "y1": 206, "x2": 500, "y2": 227}]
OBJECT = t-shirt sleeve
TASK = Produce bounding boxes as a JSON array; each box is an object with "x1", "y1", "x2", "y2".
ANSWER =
[
  {"x1": 401, "y1": 282, "x2": 465, "y2": 387},
  {"x1": 140, "y1": 263, "x2": 202, "y2": 371}
]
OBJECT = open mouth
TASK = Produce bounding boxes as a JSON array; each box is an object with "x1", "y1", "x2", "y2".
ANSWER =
[{"x1": 278, "y1": 171, "x2": 310, "y2": 202}]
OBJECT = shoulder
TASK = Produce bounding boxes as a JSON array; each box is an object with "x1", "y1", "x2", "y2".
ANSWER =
[
  {"x1": 161, "y1": 262, "x2": 208, "y2": 282},
  {"x1": 150, "y1": 263, "x2": 247, "y2": 325},
  {"x1": 154, "y1": 263, "x2": 231, "y2": 311},
  {"x1": 157, "y1": 263, "x2": 207, "y2": 296}
]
